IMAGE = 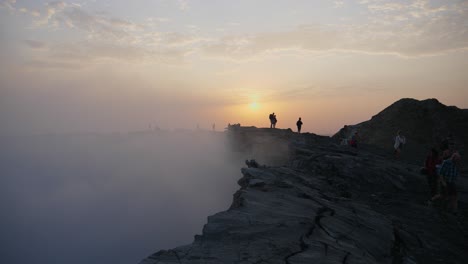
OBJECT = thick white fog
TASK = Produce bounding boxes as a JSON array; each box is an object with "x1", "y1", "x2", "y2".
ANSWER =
[{"x1": 0, "y1": 131, "x2": 243, "y2": 264}]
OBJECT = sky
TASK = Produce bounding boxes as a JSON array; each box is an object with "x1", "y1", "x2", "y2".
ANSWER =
[{"x1": 1, "y1": 0, "x2": 467, "y2": 135}]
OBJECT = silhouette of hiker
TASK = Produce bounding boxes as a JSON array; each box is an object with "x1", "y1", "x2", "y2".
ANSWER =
[
  {"x1": 296, "y1": 117, "x2": 303, "y2": 133},
  {"x1": 269, "y1": 113, "x2": 272, "y2": 128},
  {"x1": 272, "y1": 113, "x2": 277, "y2": 128},
  {"x1": 269, "y1": 112, "x2": 277, "y2": 128}
]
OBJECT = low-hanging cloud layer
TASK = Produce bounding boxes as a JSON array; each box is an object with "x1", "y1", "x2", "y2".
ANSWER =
[{"x1": 0, "y1": 131, "x2": 243, "y2": 264}]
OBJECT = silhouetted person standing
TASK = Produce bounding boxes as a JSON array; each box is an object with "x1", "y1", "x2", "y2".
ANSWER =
[
  {"x1": 272, "y1": 113, "x2": 277, "y2": 128},
  {"x1": 296, "y1": 117, "x2": 303, "y2": 133},
  {"x1": 269, "y1": 112, "x2": 277, "y2": 128}
]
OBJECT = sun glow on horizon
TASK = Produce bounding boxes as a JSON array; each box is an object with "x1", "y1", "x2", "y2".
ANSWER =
[{"x1": 249, "y1": 102, "x2": 260, "y2": 111}]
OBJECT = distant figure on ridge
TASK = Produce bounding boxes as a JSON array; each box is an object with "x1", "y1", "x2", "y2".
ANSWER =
[
  {"x1": 269, "y1": 112, "x2": 277, "y2": 128},
  {"x1": 394, "y1": 130, "x2": 406, "y2": 158},
  {"x1": 349, "y1": 131, "x2": 358, "y2": 148},
  {"x1": 296, "y1": 117, "x2": 303, "y2": 133},
  {"x1": 269, "y1": 113, "x2": 274, "y2": 128},
  {"x1": 212, "y1": 123, "x2": 215, "y2": 131}
]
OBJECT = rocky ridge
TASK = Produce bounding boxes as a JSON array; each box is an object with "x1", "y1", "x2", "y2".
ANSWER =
[
  {"x1": 139, "y1": 127, "x2": 468, "y2": 264},
  {"x1": 333, "y1": 98, "x2": 468, "y2": 168}
]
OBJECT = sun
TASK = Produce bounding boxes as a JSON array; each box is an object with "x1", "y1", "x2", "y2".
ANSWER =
[{"x1": 249, "y1": 102, "x2": 260, "y2": 110}]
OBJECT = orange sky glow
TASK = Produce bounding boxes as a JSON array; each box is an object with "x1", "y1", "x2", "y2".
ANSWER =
[{"x1": 1, "y1": 0, "x2": 467, "y2": 135}]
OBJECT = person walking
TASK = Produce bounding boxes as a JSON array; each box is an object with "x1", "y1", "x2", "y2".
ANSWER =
[{"x1": 296, "y1": 117, "x2": 303, "y2": 133}]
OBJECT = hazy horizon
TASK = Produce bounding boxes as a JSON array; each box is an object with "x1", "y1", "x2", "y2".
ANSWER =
[{"x1": 1, "y1": 0, "x2": 467, "y2": 137}]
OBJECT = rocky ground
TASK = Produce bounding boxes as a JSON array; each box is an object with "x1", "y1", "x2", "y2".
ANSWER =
[{"x1": 138, "y1": 128, "x2": 467, "y2": 264}]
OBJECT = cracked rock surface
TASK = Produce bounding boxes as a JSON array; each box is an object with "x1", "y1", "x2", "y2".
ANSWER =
[{"x1": 139, "y1": 128, "x2": 467, "y2": 264}]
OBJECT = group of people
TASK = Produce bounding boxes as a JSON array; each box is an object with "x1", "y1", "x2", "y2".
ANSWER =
[
  {"x1": 268, "y1": 113, "x2": 303, "y2": 133},
  {"x1": 424, "y1": 135, "x2": 461, "y2": 215},
  {"x1": 268, "y1": 113, "x2": 278, "y2": 128},
  {"x1": 344, "y1": 130, "x2": 406, "y2": 151},
  {"x1": 338, "y1": 128, "x2": 406, "y2": 152}
]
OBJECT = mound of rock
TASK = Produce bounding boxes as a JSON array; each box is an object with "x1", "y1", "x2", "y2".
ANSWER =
[{"x1": 333, "y1": 98, "x2": 468, "y2": 169}]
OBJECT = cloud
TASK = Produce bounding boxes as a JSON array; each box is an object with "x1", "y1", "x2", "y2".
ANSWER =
[
  {"x1": 22, "y1": 39, "x2": 193, "y2": 70},
  {"x1": 24, "y1": 60, "x2": 82, "y2": 70},
  {"x1": 177, "y1": 0, "x2": 189, "y2": 11},
  {"x1": 202, "y1": 0, "x2": 468, "y2": 59},
  {"x1": 15, "y1": 3, "x2": 177, "y2": 68},
  {"x1": 12, "y1": 3, "x2": 207, "y2": 68},
  {"x1": 333, "y1": 1, "x2": 345, "y2": 8},
  {"x1": 59, "y1": 7, "x2": 131, "y2": 40},
  {"x1": 11, "y1": 0, "x2": 467, "y2": 68},
  {"x1": 25, "y1": 3, "x2": 143, "y2": 44},
  {"x1": 203, "y1": 25, "x2": 338, "y2": 59},
  {"x1": 161, "y1": 32, "x2": 211, "y2": 47},
  {"x1": 0, "y1": 0, "x2": 16, "y2": 10},
  {"x1": 27, "y1": 1, "x2": 66, "y2": 27},
  {"x1": 24, "y1": 39, "x2": 46, "y2": 49}
]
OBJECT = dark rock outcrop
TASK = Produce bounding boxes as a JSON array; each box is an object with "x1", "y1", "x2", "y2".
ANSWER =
[
  {"x1": 139, "y1": 125, "x2": 468, "y2": 264},
  {"x1": 333, "y1": 98, "x2": 468, "y2": 169}
]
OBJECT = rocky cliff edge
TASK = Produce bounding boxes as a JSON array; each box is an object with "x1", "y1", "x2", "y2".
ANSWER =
[{"x1": 138, "y1": 128, "x2": 467, "y2": 264}]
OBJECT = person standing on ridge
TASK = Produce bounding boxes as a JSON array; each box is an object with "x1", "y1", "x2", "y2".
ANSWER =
[
  {"x1": 269, "y1": 113, "x2": 274, "y2": 128},
  {"x1": 269, "y1": 112, "x2": 277, "y2": 128},
  {"x1": 296, "y1": 117, "x2": 303, "y2": 133},
  {"x1": 394, "y1": 130, "x2": 406, "y2": 159},
  {"x1": 349, "y1": 131, "x2": 358, "y2": 148},
  {"x1": 272, "y1": 113, "x2": 277, "y2": 128}
]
